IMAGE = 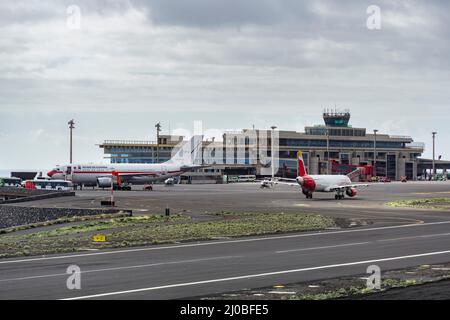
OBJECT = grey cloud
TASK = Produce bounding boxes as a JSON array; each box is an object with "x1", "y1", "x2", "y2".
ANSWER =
[
  {"x1": 0, "y1": 0, "x2": 449, "y2": 168},
  {"x1": 136, "y1": 0, "x2": 293, "y2": 27}
]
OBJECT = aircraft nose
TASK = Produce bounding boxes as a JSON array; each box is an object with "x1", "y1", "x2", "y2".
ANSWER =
[{"x1": 47, "y1": 170, "x2": 56, "y2": 177}]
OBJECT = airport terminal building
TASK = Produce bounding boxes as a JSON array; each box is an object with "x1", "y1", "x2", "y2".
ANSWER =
[{"x1": 99, "y1": 111, "x2": 425, "y2": 181}]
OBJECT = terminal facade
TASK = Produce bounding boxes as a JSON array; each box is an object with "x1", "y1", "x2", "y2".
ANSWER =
[{"x1": 99, "y1": 111, "x2": 425, "y2": 181}]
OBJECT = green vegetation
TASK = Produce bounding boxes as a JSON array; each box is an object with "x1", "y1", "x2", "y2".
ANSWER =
[
  {"x1": 12, "y1": 214, "x2": 190, "y2": 238},
  {"x1": 386, "y1": 198, "x2": 450, "y2": 209},
  {"x1": 292, "y1": 278, "x2": 424, "y2": 300},
  {"x1": 382, "y1": 278, "x2": 418, "y2": 288},
  {"x1": 0, "y1": 212, "x2": 133, "y2": 235},
  {"x1": 0, "y1": 212, "x2": 336, "y2": 259},
  {"x1": 294, "y1": 286, "x2": 372, "y2": 300}
]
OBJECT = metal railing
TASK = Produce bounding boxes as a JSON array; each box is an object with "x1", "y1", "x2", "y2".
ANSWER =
[
  {"x1": 406, "y1": 142, "x2": 425, "y2": 149},
  {"x1": 389, "y1": 135, "x2": 413, "y2": 140},
  {"x1": 101, "y1": 140, "x2": 157, "y2": 145}
]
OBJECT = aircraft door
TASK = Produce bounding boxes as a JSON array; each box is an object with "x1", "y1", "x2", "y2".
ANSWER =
[{"x1": 66, "y1": 166, "x2": 73, "y2": 181}]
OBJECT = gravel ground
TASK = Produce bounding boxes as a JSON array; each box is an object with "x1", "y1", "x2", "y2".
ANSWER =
[
  {"x1": 198, "y1": 262, "x2": 450, "y2": 300},
  {"x1": 352, "y1": 279, "x2": 450, "y2": 300},
  {"x1": 0, "y1": 205, "x2": 119, "y2": 229}
]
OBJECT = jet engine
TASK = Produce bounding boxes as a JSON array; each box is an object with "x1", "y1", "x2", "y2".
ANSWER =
[
  {"x1": 346, "y1": 187, "x2": 358, "y2": 197},
  {"x1": 97, "y1": 177, "x2": 113, "y2": 188},
  {"x1": 165, "y1": 178, "x2": 175, "y2": 186}
]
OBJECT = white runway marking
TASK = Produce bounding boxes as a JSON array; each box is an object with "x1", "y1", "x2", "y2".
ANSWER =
[
  {"x1": 62, "y1": 249, "x2": 450, "y2": 300},
  {"x1": 276, "y1": 242, "x2": 370, "y2": 253},
  {"x1": 377, "y1": 232, "x2": 450, "y2": 242},
  {"x1": 413, "y1": 191, "x2": 450, "y2": 195},
  {"x1": 4, "y1": 231, "x2": 450, "y2": 282},
  {"x1": 2, "y1": 220, "x2": 450, "y2": 265},
  {"x1": 277, "y1": 232, "x2": 450, "y2": 254},
  {"x1": 0, "y1": 256, "x2": 240, "y2": 283}
]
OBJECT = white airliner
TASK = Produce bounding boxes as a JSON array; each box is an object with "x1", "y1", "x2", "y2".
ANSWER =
[
  {"x1": 48, "y1": 136, "x2": 204, "y2": 188},
  {"x1": 274, "y1": 151, "x2": 369, "y2": 199}
]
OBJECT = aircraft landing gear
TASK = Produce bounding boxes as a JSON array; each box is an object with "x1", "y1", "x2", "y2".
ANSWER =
[{"x1": 335, "y1": 193, "x2": 345, "y2": 200}]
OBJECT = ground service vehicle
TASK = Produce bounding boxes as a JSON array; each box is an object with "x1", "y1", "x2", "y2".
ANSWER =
[
  {"x1": 0, "y1": 177, "x2": 22, "y2": 187},
  {"x1": 238, "y1": 175, "x2": 257, "y2": 182},
  {"x1": 23, "y1": 180, "x2": 73, "y2": 191}
]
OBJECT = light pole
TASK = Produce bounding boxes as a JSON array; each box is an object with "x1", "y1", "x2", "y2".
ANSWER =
[
  {"x1": 317, "y1": 154, "x2": 321, "y2": 174},
  {"x1": 68, "y1": 119, "x2": 75, "y2": 164},
  {"x1": 326, "y1": 128, "x2": 330, "y2": 174},
  {"x1": 432, "y1": 132, "x2": 437, "y2": 180},
  {"x1": 155, "y1": 122, "x2": 162, "y2": 163},
  {"x1": 271, "y1": 126, "x2": 277, "y2": 180},
  {"x1": 373, "y1": 129, "x2": 378, "y2": 178}
]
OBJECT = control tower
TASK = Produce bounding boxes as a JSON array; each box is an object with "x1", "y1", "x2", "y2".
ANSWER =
[{"x1": 323, "y1": 109, "x2": 351, "y2": 127}]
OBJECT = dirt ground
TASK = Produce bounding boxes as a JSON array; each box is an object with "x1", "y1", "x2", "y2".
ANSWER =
[
  {"x1": 198, "y1": 262, "x2": 450, "y2": 300},
  {"x1": 351, "y1": 279, "x2": 450, "y2": 300}
]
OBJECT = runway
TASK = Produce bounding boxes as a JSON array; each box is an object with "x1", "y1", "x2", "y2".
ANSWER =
[
  {"x1": 1, "y1": 220, "x2": 450, "y2": 299},
  {"x1": 1, "y1": 181, "x2": 449, "y2": 299},
  {"x1": 9, "y1": 181, "x2": 450, "y2": 226}
]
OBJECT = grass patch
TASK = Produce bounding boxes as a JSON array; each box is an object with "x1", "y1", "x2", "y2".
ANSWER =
[
  {"x1": 0, "y1": 212, "x2": 132, "y2": 235},
  {"x1": 292, "y1": 279, "x2": 423, "y2": 300},
  {"x1": 386, "y1": 198, "x2": 450, "y2": 209},
  {"x1": 294, "y1": 286, "x2": 372, "y2": 300},
  {"x1": 0, "y1": 213, "x2": 337, "y2": 259},
  {"x1": 1, "y1": 214, "x2": 190, "y2": 239}
]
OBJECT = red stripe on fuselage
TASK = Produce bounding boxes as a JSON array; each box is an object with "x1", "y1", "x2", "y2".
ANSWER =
[{"x1": 71, "y1": 171, "x2": 183, "y2": 175}]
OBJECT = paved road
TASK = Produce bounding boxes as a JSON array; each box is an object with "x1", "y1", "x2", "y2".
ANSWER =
[
  {"x1": 8, "y1": 181, "x2": 450, "y2": 226},
  {"x1": 1, "y1": 220, "x2": 450, "y2": 299},
  {"x1": 1, "y1": 181, "x2": 449, "y2": 299}
]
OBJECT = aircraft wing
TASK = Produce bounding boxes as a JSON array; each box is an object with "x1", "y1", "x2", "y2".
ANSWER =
[
  {"x1": 180, "y1": 164, "x2": 210, "y2": 171},
  {"x1": 325, "y1": 184, "x2": 369, "y2": 192},
  {"x1": 111, "y1": 171, "x2": 178, "y2": 184},
  {"x1": 274, "y1": 177, "x2": 297, "y2": 182},
  {"x1": 272, "y1": 181, "x2": 299, "y2": 187},
  {"x1": 112, "y1": 166, "x2": 206, "y2": 179},
  {"x1": 114, "y1": 172, "x2": 164, "y2": 177},
  {"x1": 231, "y1": 179, "x2": 299, "y2": 187}
]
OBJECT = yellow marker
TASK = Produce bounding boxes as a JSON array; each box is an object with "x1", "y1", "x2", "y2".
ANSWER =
[
  {"x1": 273, "y1": 285, "x2": 285, "y2": 289},
  {"x1": 92, "y1": 234, "x2": 107, "y2": 242}
]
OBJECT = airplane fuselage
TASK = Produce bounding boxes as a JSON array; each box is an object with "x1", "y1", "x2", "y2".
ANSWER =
[
  {"x1": 304, "y1": 174, "x2": 352, "y2": 192},
  {"x1": 48, "y1": 163, "x2": 185, "y2": 186},
  {"x1": 48, "y1": 135, "x2": 205, "y2": 187},
  {"x1": 274, "y1": 150, "x2": 367, "y2": 199}
]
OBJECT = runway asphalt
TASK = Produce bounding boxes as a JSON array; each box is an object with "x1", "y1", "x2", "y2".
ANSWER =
[
  {"x1": 9, "y1": 181, "x2": 450, "y2": 226},
  {"x1": 1, "y1": 181, "x2": 450, "y2": 299}
]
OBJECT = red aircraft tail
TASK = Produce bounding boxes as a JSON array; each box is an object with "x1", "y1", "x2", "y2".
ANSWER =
[{"x1": 297, "y1": 151, "x2": 307, "y2": 177}]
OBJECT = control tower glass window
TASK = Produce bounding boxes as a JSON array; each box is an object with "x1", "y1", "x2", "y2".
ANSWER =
[{"x1": 323, "y1": 110, "x2": 351, "y2": 127}]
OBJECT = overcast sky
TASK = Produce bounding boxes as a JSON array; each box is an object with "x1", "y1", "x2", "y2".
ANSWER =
[{"x1": 0, "y1": 0, "x2": 449, "y2": 170}]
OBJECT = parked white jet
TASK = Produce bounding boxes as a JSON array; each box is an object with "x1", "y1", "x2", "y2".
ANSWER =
[
  {"x1": 275, "y1": 151, "x2": 369, "y2": 199},
  {"x1": 48, "y1": 136, "x2": 204, "y2": 188}
]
